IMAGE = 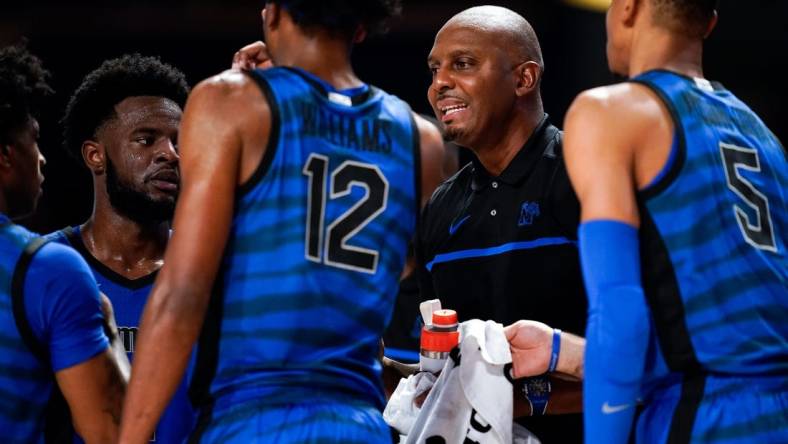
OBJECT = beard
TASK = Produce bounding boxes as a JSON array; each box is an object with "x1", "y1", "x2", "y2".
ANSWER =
[
  {"x1": 443, "y1": 126, "x2": 461, "y2": 142},
  {"x1": 105, "y1": 155, "x2": 176, "y2": 224}
]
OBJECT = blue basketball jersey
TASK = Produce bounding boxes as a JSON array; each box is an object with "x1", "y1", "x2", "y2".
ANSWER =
[
  {"x1": 627, "y1": 70, "x2": 788, "y2": 443},
  {"x1": 632, "y1": 70, "x2": 788, "y2": 382},
  {"x1": 190, "y1": 66, "x2": 419, "y2": 421},
  {"x1": 46, "y1": 226, "x2": 195, "y2": 443},
  {"x1": 0, "y1": 220, "x2": 53, "y2": 442},
  {"x1": 1, "y1": 216, "x2": 108, "y2": 443}
]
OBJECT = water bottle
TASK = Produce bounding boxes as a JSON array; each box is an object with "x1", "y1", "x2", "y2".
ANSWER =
[{"x1": 419, "y1": 308, "x2": 460, "y2": 373}]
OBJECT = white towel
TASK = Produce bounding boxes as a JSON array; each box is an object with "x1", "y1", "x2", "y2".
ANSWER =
[
  {"x1": 384, "y1": 371, "x2": 437, "y2": 435},
  {"x1": 384, "y1": 319, "x2": 540, "y2": 444}
]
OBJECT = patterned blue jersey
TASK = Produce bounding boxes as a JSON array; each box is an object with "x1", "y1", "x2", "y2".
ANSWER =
[
  {"x1": 190, "y1": 67, "x2": 419, "y2": 418},
  {"x1": 629, "y1": 70, "x2": 788, "y2": 443},
  {"x1": 632, "y1": 70, "x2": 788, "y2": 383},
  {"x1": 0, "y1": 216, "x2": 108, "y2": 443},
  {"x1": 46, "y1": 226, "x2": 195, "y2": 443}
]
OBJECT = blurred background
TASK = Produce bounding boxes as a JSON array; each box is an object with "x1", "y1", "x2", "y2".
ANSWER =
[{"x1": 2, "y1": 0, "x2": 786, "y2": 232}]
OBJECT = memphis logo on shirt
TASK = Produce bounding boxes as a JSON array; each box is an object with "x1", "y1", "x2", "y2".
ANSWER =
[
  {"x1": 518, "y1": 201, "x2": 540, "y2": 227},
  {"x1": 118, "y1": 326, "x2": 138, "y2": 354}
]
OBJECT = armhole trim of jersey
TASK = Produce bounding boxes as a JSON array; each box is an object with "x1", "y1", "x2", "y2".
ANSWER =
[
  {"x1": 631, "y1": 79, "x2": 687, "y2": 201},
  {"x1": 237, "y1": 69, "x2": 282, "y2": 196},
  {"x1": 409, "y1": 111, "x2": 422, "y2": 230},
  {"x1": 11, "y1": 237, "x2": 50, "y2": 365}
]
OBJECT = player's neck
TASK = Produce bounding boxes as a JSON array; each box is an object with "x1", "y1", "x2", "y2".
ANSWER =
[
  {"x1": 81, "y1": 200, "x2": 168, "y2": 277},
  {"x1": 472, "y1": 102, "x2": 544, "y2": 177},
  {"x1": 276, "y1": 35, "x2": 362, "y2": 90},
  {"x1": 628, "y1": 27, "x2": 704, "y2": 79}
]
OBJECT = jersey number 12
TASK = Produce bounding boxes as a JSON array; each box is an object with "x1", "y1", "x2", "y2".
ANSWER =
[{"x1": 303, "y1": 154, "x2": 389, "y2": 274}]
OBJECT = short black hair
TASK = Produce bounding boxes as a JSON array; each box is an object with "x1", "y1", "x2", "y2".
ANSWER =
[
  {"x1": 267, "y1": 0, "x2": 402, "y2": 39},
  {"x1": 62, "y1": 54, "x2": 189, "y2": 160},
  {"x1": 651, "y1": 0, "x2": 718, "y2": 37},
  {"x1": 0, "y1": 42, "x2": 53, "y2": 145}
]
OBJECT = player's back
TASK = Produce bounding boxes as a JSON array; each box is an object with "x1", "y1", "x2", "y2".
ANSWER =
[
  {"x1": 190, "y1": 67, "x2": 419, "y2": 415},
  {"x1": 632, "y1": 70, "x2": 787, "y2": 380},
  {"x1": 0, "y1": 218, "x2": 55, "y2": 442},
  {"x1": 628, "y1": 70, "x2": 788, "y2": 444}
]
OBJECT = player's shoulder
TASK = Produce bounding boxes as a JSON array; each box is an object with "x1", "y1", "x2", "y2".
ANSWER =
[
  {"x1": 30, "y1": 241, "x2": 91, "y2": 276},
  {"x1": 42, "y1": 227, "x2": 72, "y2": 246},
  {"x1": 569, "y1": 83, "x2": 662, "y2": 121},
  {"x1": 191, "y1": 69, "x2": 261, "y2": 102},
  {"x1": 186, "y1": 69, "x2": 272, "y2": 136},
  {"x1": 565, "y1": 82, "x2": 668, "y2": 146},
  {"x1": 31, "y1": 241, "x2": 85, "y2": 271}
]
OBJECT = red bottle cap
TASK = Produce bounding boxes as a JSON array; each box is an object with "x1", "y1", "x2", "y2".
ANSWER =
[
  {"x1": 420, "y1": 309, "x2": 460, "y2": 353},
  {"x1": 432, "y1": 309, "x2": 458, "y2": 327}
]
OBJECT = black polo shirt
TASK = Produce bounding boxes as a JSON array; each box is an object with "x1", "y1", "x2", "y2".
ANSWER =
[{"x1": 416, "y1": 115, "x2": 586, "y2": 443}]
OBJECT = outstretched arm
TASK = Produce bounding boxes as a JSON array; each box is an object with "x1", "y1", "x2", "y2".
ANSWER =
[
  {"x1": 119, "y1": 72, "x2": 269, "y2": 443},
  {"x1": 563, "y1": 86, "x2": 656, "y2": 444}
]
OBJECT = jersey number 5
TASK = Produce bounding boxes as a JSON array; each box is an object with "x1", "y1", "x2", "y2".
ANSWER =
[
  {"x1": 719, "y1": 142, "x2": 777, "y2": 252},
  {"x1": 303, "y1": 154, "x2": 389, "y2": 274}
]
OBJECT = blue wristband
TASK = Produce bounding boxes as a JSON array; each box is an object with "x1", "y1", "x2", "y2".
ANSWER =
[{"x1": 548, "y1": 328, "x2": 561, "y2": 373}]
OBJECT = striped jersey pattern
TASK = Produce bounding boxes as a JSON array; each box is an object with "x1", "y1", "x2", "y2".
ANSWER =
[
  {"x1": 192, "y1": 66, "x2": 419, "y2": 416},
  {"x1": 634, "y1": 70, "x2": 787, "y2": 379},
  {"x1": 0, "y1": 221, "x2": 51, "y2": 443}
]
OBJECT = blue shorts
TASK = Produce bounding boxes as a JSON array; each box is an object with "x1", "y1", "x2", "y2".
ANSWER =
[
  {"x1": 636, "y1": 374, "x2": 788, "y2": 443},
  {"x1": 190, "y1": 400, "x2": 392, "y2": 444}
]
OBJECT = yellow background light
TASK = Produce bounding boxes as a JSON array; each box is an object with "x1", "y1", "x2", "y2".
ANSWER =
[{"x1": 563, "y1": 0, "x2": 612, "y2": 13}]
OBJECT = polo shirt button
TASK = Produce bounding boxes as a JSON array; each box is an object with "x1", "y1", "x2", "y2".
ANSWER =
[
  {"x1": 492, "y1": 181, "x2": 498, "y2": 189},
  {"x1": 490, "y1": 209, "x2": 497, "y2": 216}
]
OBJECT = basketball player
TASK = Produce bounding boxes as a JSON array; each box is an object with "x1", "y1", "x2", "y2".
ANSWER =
[
  {"x1": 0, "y1": 43, "x2": 128, "y2": 443},
  {"x1": 563, "y1": 0, "x2": 788, "y2": 442},
  {"x1": 119, "y1": 1, "x2": 444, "y2": 442},
  {"x1": 47, "y1": 54, "x2": 195, "y2": 443}
]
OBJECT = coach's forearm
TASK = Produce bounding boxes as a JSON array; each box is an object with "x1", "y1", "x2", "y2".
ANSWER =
[{"x1": 556, "y1": 332, "x2": 585, "y2": 380}]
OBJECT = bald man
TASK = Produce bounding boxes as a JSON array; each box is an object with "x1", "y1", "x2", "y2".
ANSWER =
[{"x1": 417, "y1": 6, "x2": 586, "y2": 442}]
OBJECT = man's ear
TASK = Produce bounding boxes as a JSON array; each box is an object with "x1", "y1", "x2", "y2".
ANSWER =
[
  {"x1": 82, "y1": 141, "x2": 105, "y2": 174},
  {"x1": 263, "y1": 3, "x2": 281, "y2": 31},
  {"x1": 622, "y1": 0, "x2": 641, "y2": 27},
  {"x1": 515, "y1": 61, "x2": 542, "y2": 97},
  {"x1": 703, "y1": 10, "x2": 718, "y2": 39}
]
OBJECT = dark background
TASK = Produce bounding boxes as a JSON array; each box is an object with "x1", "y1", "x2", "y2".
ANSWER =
[{"x1": 2, "y1": 0, "x2": 786, "y2": 232}]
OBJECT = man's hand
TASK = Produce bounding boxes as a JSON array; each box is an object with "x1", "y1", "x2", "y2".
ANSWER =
[
  {"x1": 505, "y1": 320, "x2": 586, "y2": 381},
  {"x1": 231, "y1": 41, "x2": 273, "y2": 70},
  {"x1": 504, "y1": 320, "x2": 553, "y2": 378}
]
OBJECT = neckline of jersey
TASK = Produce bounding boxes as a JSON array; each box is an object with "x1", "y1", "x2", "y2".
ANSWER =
[
  {"x1": 285, "y1": 66, "x2": 370, "y2": 96},
  {"x1": 65, "y1": 225, "x2": 159, "y2": 290}
]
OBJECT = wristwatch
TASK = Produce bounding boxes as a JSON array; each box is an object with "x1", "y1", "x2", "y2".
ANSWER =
[{"x1": 522, "y1": 376, "x2": 551, "y2": 416}]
